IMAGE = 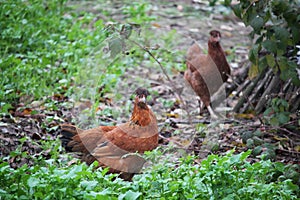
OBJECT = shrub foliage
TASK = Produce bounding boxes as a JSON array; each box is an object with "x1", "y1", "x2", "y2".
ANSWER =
[{"x1": 229, "y1": 0, "x2": 300, "y2": 85}]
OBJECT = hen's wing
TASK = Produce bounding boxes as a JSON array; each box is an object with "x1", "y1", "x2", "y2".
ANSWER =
[
  {"x1": 60, "y1": 110, "x2": 158, "y2": 173},
  {"x1": 92, "y1": 111, "x2": 158, "y2": 173},
  {"x1": 91, "y1": 128, "x2": 147, "y2": 173},
  {"x1": 186, "y1": 42, "x2": 202, "y2": 62},
  {"x1": 60, "y1": 124, "x2": 116, "y2": 153}
]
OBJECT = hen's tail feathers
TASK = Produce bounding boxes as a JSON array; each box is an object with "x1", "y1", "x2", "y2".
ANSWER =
[{"x1": 60, "y1": 124, "x2": 78, "y2": 152}]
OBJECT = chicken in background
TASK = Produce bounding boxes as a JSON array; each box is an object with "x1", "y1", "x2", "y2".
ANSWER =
[
  {"x1": 60, "y1": 88, "x2": 158, "y2": 180},
  {"x1": 184, "y1": 30, "x2": 231, "y2": 118}
]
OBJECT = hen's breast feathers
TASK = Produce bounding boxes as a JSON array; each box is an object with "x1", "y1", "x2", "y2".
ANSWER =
[{"x1": 208, "y1": 42, "x2": 231, "y2": 82}]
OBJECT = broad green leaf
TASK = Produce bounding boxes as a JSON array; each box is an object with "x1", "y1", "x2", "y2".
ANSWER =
[
  {"x1": 248, "y1": 64, "x2": 259, "y2": 79},
  {"x1": 240, "y1": 150, "x2": 252, "y2": 160},
  {"x1": 86, "y1": 193, "x2": 112, "y2": 200},
  {"x1": 232, "y1": 4, "x2": 242, "y2": 18},
  {"x1": 271, "y1": 0, "x2": 288, "y2": 16},
  {"x1": 109, "y1": 37, "x2": 123, "y2": 58},
  {"x1": 27, "y1": 177, "x2": 39, "y2": 188},
  {"x1": 278, "y1": 58, "x2": 299, "y2": 83},
  {"x1": 279, "y1": 70, "x2": 289, "y2": 81},
  {"x1": 278, "y1": 112, "x2": 290, "y2": 124},
  {"x1": 80, "y1": 180, "x2": 98, "y2": 190},
  {"x1": 278, "y1": 56, "x2": 288, "y2": 71},
  {"x1": 276, "y1": 42, "x2": 286, "y2": 56},
  {"x1": 266, "y1": 54, "x2": 275, "y2": 67},
  {"x1": 262, "y1": 40, "x2": 277, "y2": 53},
  {"x1": 287, "y1": 61, "x2": 300, "y2": 86},
  {"x1": 61, "y1": 165, "x2": 82, "y2": 179},
  {"x1": 248, "y1": 44, "x2": 260, "y2": 64},
  {"x1": 252, "y1": 146, "x2": 262, "y2": 156},
  {"x1": 270, "y1": 117, "x2": 279, "y2": 126},
  {"x1": 258, "y1": 57, "x2": 268, "y2": 72},
  {"x1": 250, "y1": 16, "x2": 264, "y2": 32},
  {"x1": 118, "y1": 190, "x2": 141, "y2": 200},
  {"x1": 0, "y1": 188, "x2": 7, "y2": 195},
  {"x1": 274, "y1": 27, "x2": 289, "y2": 42},
  {"x1": 255, "y1": 35, "x2": 264, "y2": 44}
]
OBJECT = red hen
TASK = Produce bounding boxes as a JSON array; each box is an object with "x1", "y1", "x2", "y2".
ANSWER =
[
  {"x1": 184, "y1": 30, "x2": 231, "y2": 118},
  {"x1": 60, "y1": 88, "x2": 158, "y2": 180}
]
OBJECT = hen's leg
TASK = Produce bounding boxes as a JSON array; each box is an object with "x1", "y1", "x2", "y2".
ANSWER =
[
  {"x1": 207, "y1": 105, "x2": 218, "y2": 119},
  {"x1": 198, "y1": 99, "x2": 205, "y2": 115}
]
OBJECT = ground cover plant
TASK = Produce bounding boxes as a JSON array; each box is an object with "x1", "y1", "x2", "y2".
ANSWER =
[
  {"x1": 0, "y1": 147, "x2": 299, "y2": 199},
  {"x1": 1, "y1": 0, "x2": 299, "y2": 199}
]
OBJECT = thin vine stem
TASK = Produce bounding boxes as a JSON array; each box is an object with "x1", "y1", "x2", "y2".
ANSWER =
[{"x1": 127, "y1": 38, "x2": 192, "y2": 124}]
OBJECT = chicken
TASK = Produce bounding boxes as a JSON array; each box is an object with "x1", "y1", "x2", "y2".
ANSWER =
[
  {"x1": 184, "y1": 30, "x2": 231, "y2": 118},
  {"x1": 60, "y1": 88, "x2": 158, "y2": 180}
]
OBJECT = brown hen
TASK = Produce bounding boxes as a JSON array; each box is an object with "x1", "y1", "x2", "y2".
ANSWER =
[
  {"x1": 185, "y1": 30, "x2": 231, "y2": 118},
  {"x1": 60, "y1": 88, "x2": 158, "y2": 180}
]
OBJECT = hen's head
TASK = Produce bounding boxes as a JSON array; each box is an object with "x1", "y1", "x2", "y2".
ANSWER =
[
  {"x1": 134, "y1": 88, "x2": 150, "y2": 109},
  {"x1": 209, "y1": 30, "x2": 221, "y2": 44}
]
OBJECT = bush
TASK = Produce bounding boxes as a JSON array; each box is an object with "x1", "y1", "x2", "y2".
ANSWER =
[{"x1": 230, "y1": 0, "x2": 300, "y2": 86}]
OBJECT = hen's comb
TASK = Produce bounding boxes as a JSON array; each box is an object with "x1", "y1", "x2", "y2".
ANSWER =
[
  {"x1": 135, "y1": 88, "x2": 150, "y2": 97},
  {"x1": 210, "y1": 30, "x2": 221, "y2": 38}
]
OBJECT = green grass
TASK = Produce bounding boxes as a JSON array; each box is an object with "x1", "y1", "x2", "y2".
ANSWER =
[
  {"x1": 0, "y1": 0, "x2": 81, "y2": 108},
  {"x1": 0, "y1": 0, "x2": 182, "y2": 113}
]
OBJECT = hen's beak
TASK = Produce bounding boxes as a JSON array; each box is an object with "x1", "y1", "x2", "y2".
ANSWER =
[
  {"x1": 211, "y1": 35, "x2": 220, "y2": 43},
  {"x1": 137, "y1": 95, "x2": 148, "y2": 109},
  {"x1": 138, "y1": 95, "x2": 146, "y2": 103}
]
